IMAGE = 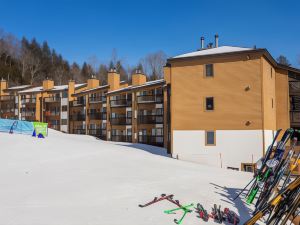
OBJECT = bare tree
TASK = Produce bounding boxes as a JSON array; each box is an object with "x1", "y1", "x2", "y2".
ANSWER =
[
  {"x1": 53, "y1": 66, "x2": 65, "y2": 85},
  {"x1": 140, "y1": 51, "x2": 167, "y2": 80},
  {"x1": 277, "y1": 55, "x2": 291, "y2": 66},
  {"x1": 27, "y1": 52, "x2": 41, "y2": 85}
]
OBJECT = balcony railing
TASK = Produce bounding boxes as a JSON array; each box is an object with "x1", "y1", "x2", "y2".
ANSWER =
[
  {"x1": 290, "y1": 111, "x2": 300, "y2": 125},
  {"x1": 111, "y1": 135, "x2": 132, "y2": 142},
  {"x1": 73, "y1": 128, "x2": 86, "y2": 135},
  {"x1": 88, "y1": 112, "x2": 107, "y2": 120},
  {"x1": 110, "y1": 117, "x2": 132, "y2": 125},
  {"x1": 70, "y1": 114, "x2": 86, "y2": 121},
  {"x1": 49, "y1": 124, "x2": 60, "y2": 130},
  {"x1": 110, "y1": 99, "x2": 132, "y2": 107},
  {"x1": 138, "y1": 135, "x2": 164, "y2": 147},
  {"x1": 88, "y1": 129, "x2": 107, "y2": 139},
  {"x1": 137, "y1": 95, "x2": 163, "y2": 104},
  {"x1": 89, "y1": 96, "x2": 106, "y2": 103},
  {"x1": 44, "y1": 97, "x2": 61, "y2": 103},
  {"x1": 21, "y1": 111, "x2": 36, "y2": 117},
  {"x1": 44, "y1": 111, "x2": 60, "y2": 116},
  {"x1": 70, "y1": 100, "x2": 85, "y2": 107},
  {"x1": 0, "y1": 95, "x2": 15, "y2": 101},
  {"x1": 138, "y1": 115, "x2": 164, "y2": 124},
  {"x1": 21, "y1": 98, "x2": 36, "y2": 104}
]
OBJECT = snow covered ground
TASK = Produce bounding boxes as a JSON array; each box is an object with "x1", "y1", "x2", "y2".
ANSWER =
[{"x1": 0, "y1": 129, "x2": 257, "y2": 225}]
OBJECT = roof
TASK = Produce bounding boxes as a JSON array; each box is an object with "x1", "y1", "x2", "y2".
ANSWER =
[
  {"x1": 172, "y1": 46, "x2": 253, "y2": 59},
  {"x1": 18, "y1": 83, "x2": 86, "y2": 94},
  {"x1": 107, "y1": 79, "x2": 165, "y2": 95},
  {"x1": 168, "y1": 45, "x2": 300, "y2": 75},
  {"x1": 72, "y1": 84, "x2": 109, "y2": 97},
  {"x1": 5, "y1": 85, "x2": 31, "y2": 91}
]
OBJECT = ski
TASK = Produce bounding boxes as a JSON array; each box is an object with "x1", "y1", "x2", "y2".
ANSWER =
[
  {"x1": 223, "y1": 208, "x2": 240, "y2": 225},
  {"x1": 138, "y1": 194, "x2": 180, "y2": 208},
  {"x1": 164, "y1": 203, "x2": 194, "y2": 225},
  {"x1": 211, "y1": 204, "x2": 224, "y2": 223},
  {"x1": 195, "y1": 203, "x2": 209, "y2": 221},
  {"x1": 244, "y1": 177, "x2": 300, "y2": 225}
]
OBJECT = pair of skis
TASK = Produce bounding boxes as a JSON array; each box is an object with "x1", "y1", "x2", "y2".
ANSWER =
[
  {"x1": 244, "y1": 177, "x2": 300, "y2": 225},
  {"x1": 210, "y1": 204, "x2": 240, "y2": 224},
  {"x1": 138, "y1": 194, "x2": 181, "y2": 208},
  {"x1": 164, "y1": 203, "x2": 194, "y2": 224}
]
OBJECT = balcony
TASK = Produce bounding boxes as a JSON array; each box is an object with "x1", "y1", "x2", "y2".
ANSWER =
[
  {"x1": 138, "y1": 135, "x2": 164, "y2": 147},
  {"x1": 88, "y1": 129, "x2": 107, "y2": 140},
  {"x1": 111, "y1": 135, "x2": 132, "y2": 142},
  {"x1": 49, "y1": 124, "x2": 60, "y2": 130},
  {"x1": 89, "y1": 96, "x2": 106, "y2": 104},
  {"x1": 290, "y1": 111, "x2": 300, "y2": 126},
  {"x1": 73, "y1": 128, "x2": 86, "y2": 135},
  {"x1": 137, "y1": 95, "x2": 163, "y2": 104},
  {"x1": 44, "y1": 97, "x2": 61, "y2": 103},
  {"x1": 44, "y1": 111, "x2": 60, "y2": 117},
  {"x1": 0, "y1": 95, "x2": 15, "y2": 101},
  {"x1": 21, "y1": 98, "x2": 36, "y2": 104},
  {"x1": 110, "y1": 117, "x2": 132, "y2": 125},
  {"x1": 88, "y1": 112, "x2": 107, "y2": 120},
  {"x1": 70, "y1": 113, "x2": 86, "y2": 121},
  {"x1": 138, "y1": 115, "x2": 164, "y2": 124},
  {"x1": 70, "y1": 100, "x2": 85, "y2": 107},
  {"x1": 110, "y1": 99, "x2": 132, "y2": 107}
]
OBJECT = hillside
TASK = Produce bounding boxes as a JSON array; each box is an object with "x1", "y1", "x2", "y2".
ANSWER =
[{"x1": 0, "y1": 130, "x2": 256, "y2": 225}]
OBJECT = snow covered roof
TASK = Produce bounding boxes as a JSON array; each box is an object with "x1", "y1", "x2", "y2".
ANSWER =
[
  {"x1": 172, "y1": 46, "x2": 254, "y2": 59},
  {"x1": 5, "y1": 85, "x2": 32, "y2": 91},
  {"x1": 73, "y1": 84, "x2": 109, "y2": 96},
  {"x1": 18, "y1": 83, "x2": 86, "y2": 94},
  {"x1": 107, "y1": 79, "x2": 165, "y2": 95}
]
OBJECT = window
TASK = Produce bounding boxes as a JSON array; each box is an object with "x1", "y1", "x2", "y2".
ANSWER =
[
  {"x1": 205, "y1": 97, "x2": 214, "y2": 111},
  {"x1": 205, "y1": 64, "x2": 214, "y2": 77},
  {"x1": 61, "y1": 119, "x2": 67, "y2": 125},
  {"x1": 205, "y1": 131, "x2": 215, "y2": 145},
  {"x1": 242, "y1": 163, "x2": 255, "y2": 173},
  {"x1": 271, "y1": 68, "x2": 273, "y2": 78},
  {"x1": 62, "y1": 105, "x2": 68, "y2": 112},
  {"x1": 62, "y1": 91, "x2": 68, "y2": 98},
  {"x1": 272, "y1": 98, "x2": 274, "y2": 108}
]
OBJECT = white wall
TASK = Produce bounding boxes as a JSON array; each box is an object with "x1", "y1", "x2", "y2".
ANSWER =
[{"x1": 172, "y1": 130, "x2": 272, "y2": 170}]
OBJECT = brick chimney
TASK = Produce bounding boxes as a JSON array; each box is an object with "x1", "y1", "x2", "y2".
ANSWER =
[
  {"x1": 87, "y1": 75, "x2": 100, "y2": 89},
  {"x1": 0, "y1": 78, "x2": 8, "y2": 96},
  {"x1": 132, "y1": 70, "x2": 146, "y2": 86},
  {"x1": 43, "y1": 78, "x2": 54, "y2": 90},
  {"x1": 108, "y1": 68, "x2": 120, "y2": 91},
  {"x1": 68, "y1": 80, "x2": 75, "y2": 101}
]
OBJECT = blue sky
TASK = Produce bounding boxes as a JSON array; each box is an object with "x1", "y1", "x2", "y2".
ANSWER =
[{"x1": 0, "y1": 0, "x2": 299, "y2": 67}]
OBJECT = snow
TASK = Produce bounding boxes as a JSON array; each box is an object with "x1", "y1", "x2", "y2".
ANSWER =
[
  {"x1": 6, "y1": 85, "x2": 32, "y2": 90},
  {"x1": 18, "y1": 84, "x2": 86, "y2": 93},
  {"x1": 0, "y1": 129, "x2": 258, "y2": 225},
  {"x1": 172, "y1": 46, "x2": 253, "y2": 59}
]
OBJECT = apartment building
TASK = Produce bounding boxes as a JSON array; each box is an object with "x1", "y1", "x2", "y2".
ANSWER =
[
  {"x1": 164, "y1": 35, "x2": 300, "y2": 171},
  {"x1": 0, "y1": 79, "x2": 86, "y2": 132},
  {"x1": 0, "y1": 79, "x2": 31, "y2": 119},
  {"x1": 69, "y1": 70, "x2": 170, "y2": 148}
]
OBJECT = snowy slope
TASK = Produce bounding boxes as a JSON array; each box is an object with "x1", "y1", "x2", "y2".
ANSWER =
[{"x1": 0, "y1": 130, "x2": 257, "y2": 225}]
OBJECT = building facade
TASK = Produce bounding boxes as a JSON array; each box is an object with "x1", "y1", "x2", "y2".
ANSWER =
[{"x1": 1, "y1": 40, "x2": 300, "y2": 171}]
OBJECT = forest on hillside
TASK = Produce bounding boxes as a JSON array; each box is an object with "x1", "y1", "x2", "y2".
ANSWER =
[{"x1": 0, "y1": 29, "x2": 167, "y2": 86}]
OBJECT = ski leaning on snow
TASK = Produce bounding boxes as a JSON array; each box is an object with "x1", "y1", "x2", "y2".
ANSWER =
[
  {"x1": 246, "y1": 128, "x2": 294, "y2": 205},
  {"x1": 195, "y1": 203, "x2": 209, "y2": 221},
  {"x1": 233, "y1": 129, "x2": 283, "y2": 201},
  {"x1": 244, "y1": 177, "x2": 300, "y2": 225}
]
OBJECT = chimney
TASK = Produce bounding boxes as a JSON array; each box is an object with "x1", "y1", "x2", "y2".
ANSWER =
[
  {"x1": 68, "y1": 80, "x2": 75, "y2": 101},
  {"x1": 0, "y1": 78, "x2": 8, "y2": 96},
  {"x1": 215, "y1": 34, "x2": 219, "y2": 48},
  {"x1": 108, "y1": 68, "x2": 120, "y2": 91},
  {"x1": 43, "y1": 78, "x2": 54, "y2": 90},
  {"x1": 87, "y1": 75, "x2": 100, "y2": 89},
  {"x1": 201, "y1": 37, "x2": 205, "y2": 49},
  {"x1": 132, "y1": 69, "x2": 146, "y2": 86}
]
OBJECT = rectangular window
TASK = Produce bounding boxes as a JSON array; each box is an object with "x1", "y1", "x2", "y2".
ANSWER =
[
  {"x1": 62, "y1": 91, "x2": 68, "y2": 98},
  {"x1": 272, "y1": 98, "x2": 274, "y2": 108},
  {"x1": 205, "y1": 97, "x2": 214, "y2": 111},
  {"x1": 271, "y1": 68, "x2": 273, "y2": 78},
  {"x1": 205, "y1": 131, "x2": 215, "y2": 146},
  {"x1": 205, "y1": 64, "x2": 214, "y2": 77},
  {"x1": 62, "y1": 105, "x2": 68, "y2": 112},
  {"x1": 61, "y1": 119, "x2": 67, "y2": 125}
]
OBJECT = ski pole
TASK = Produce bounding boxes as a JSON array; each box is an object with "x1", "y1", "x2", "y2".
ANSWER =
[{"x1": 233, "y1": 177, "x2": 255, "y2": 200}]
